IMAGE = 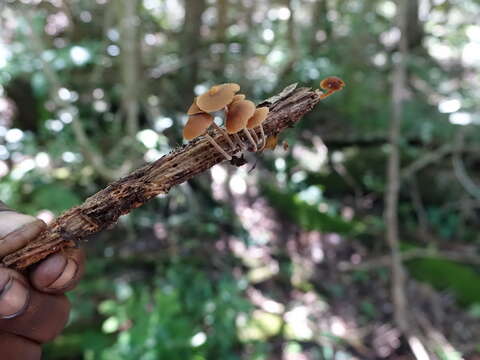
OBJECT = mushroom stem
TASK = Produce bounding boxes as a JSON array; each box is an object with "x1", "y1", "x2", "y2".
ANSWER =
[
  {"x1": 233, "y1": 133, "x2": 247, "y2": 150},
  {"x1": 258, "y1": 125, "x2": 266, "y2": 151},
  {"x1": 319, "y1": 91, "x2": 334, "y2": 100},
  {"x1": 250, "y1": 129, "x2": 260, "y2": 144},
  {"x1": 243, "y1": 129, "x2": 258, "y2": 152},
  {"x1": 205, "y1": 133, "x2": 232, "y2": 161},
  {"x1": 211, "y1": 122, "x2": 235, "y2": 150}
]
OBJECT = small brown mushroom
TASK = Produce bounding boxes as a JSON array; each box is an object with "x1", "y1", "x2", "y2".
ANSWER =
[
  {"x1": 183, "y1": 113, "x2": 232, "y2": 161},
  {"x1": 187, "y1": 98, "x2": 203, "y2": 115},
  {"x1": 319, "y1": 76, "x2": 345, "y2": 99},
  {"x1": 196, "y1": 83, "x2": 240, "y2": 112},
  {"x1": 188, "y1": 95, "x2": 236, "y2": 150},
  {"x1": 231, "y1": 94, "x2": 246, "y2": 103},
  {"x1": 226, "y1": 100, "x2": 257, "y2": 151},
  {"x1": 224, "y1": 94, "x2": 248, "y2": 150},
  {"x1": 247, "y1": 107, "x2": 269, "y2": 151}
]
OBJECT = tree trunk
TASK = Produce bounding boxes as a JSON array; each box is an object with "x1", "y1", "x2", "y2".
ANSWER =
[{"x1": 180, "y1": 0, "x2": 207, "y2": 105}]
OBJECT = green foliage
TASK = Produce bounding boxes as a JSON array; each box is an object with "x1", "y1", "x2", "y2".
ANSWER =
[
  {"x1": 263, "y1": 185, "x2": 358, "y2": 234},
  {"x1": 31, "y1": 184, "x2": 82, "y2": 214},
  {"x1": 45, "y1": 261, "x2": 252, "y2": 360},
  {"x1": 407, "y1": 258, "x2": 480, "y2": 306}
]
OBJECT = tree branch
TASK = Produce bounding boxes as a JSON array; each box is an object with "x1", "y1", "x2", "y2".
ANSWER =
[
  {"x1": 2, "y1": 85, "x2": 322, "y2": 270},
  {"x1": 452, "y1": 128, "x2": 480, "y2": 200},
  {"x1": 385, "y1": 0, "x2": 409, "y2": 336}
]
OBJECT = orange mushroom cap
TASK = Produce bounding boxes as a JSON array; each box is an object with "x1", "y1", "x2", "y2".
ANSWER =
[
  {"x1": 183, "y1": 113, "x2": 214, "y2": 141},
  {"x1": 196, "y1": 83, "x2": 240, "y2": 113},
  {"x1": 320, "y1": 76, "x2": 345, "y2": 92},
  {"x1": 187, "y1": 98, "x2": 204, "y2": 115},
  {"x1": 247, "y1": 107, "x2": 269, "y2": 128},
  {"x1": 226, "y1": 100, "x2": 256, "y2": 134}
]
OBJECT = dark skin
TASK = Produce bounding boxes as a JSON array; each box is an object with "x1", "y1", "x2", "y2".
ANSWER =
[{"x1": 0, "y1": 202, "x2": 85, "y2": 359}]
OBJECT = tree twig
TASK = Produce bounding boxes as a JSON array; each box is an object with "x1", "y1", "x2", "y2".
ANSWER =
[
  {"x1": 385, "y1": 0, "x2": 409, "y2": 336},
  {"x1": 452, "y1": 128, "x2": 480, "y2": 200},
  {"x1": 2, "y1": 85, "x2": 322, "y2": 270},
  {"x1": 401, "y1": 143, "x2": 453, "y2": 179}
]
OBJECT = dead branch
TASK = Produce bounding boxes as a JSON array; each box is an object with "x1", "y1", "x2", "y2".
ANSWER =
[
  {"x1": 2, "y1": 85, "x2": 322, "y2": 270},
  {"x1": 385, "y1": 0, "x2": 409, "y2": 337},
  {"x1": 452, "y1": 128, "x2": 480, "y2": 200}
]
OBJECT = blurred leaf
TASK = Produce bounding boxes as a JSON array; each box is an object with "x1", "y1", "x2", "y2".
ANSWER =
[
  {"x1": 263, "y1": 185, "x2": 357, "y2": 234},
  {"x1": 31, "y1": 184, "x2": 81, "y2": 213},
  {"x1": 407, "y1": 258, "x2": 480, "y2": 305}
]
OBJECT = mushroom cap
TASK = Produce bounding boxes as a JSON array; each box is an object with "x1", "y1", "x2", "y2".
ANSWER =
[
  {"x1": 226, "y1": 94, "x2": 246, "y2": 112},
  {"x1": 320, "y1": 76, "x2": 345, "y2": 92},
  {"x1": 196, "y1": 83, "x2": 240, "y2": 113},
  {"x1": 187, "y1": 98, "x2": 204, "y2": 115},
  {"x1": 231, "y1": 94, "x2": 246, "y2": 103},
  {"x1": 247, "y1": 107, "x2": 269, "y2": 128},
  {"x1": 183, "y1": 113, "x2": 214, "y2": 140},
  {"x1": 224, "y1": 83, "x2": 241, "y2": 93},
  {"x1": 226, "y1": 100, "x2": 256, "y2": 134}
]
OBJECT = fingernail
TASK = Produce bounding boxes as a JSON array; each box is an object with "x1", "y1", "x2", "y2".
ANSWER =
[
  {"x1": 0, "y1": 277, "x2": 30, "y2": 319},
  {"x1": 0, "y1": 212, "x2": 39, "y2": 239},
  {"x1": 0, "y1": 213, "x2": 45, "y2": 258},
  {"x1": 47, "y1": 259, "x2": 78, "y2": 290}
]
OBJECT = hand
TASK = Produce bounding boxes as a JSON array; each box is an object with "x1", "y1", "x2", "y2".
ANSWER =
[{"x1": 0, "y1": 202, "x2": 85, "y2": 359}]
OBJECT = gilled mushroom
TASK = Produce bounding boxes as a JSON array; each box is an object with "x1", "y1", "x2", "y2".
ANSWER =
[
  {"x1": 183, "y1": 113, "x2": 232, "y2": 161},
  {"x1": 247, "y1": 107, "x2": 269, "y2": 151},
  {"x1": 195, "y1": 83, "x2": 241, "y2": 150},
  {"x1": 197, "y1": 83, "x2": 240, "y2": 112},
  {"x1": 225, "y1": 93, "x2": 249, "y2": 150},
  {"x1": 319, "y1": 76, "x2": 345, "y2": 99},
  {"x1": 226, "y1": 99, "x2": 257, "y2": 152},
  {"x1": 231, "y1": 94, "x2": 246, "y2": 104},
  {"x1": 187, "y1": 98, "x2": 203, "y2": 115}
]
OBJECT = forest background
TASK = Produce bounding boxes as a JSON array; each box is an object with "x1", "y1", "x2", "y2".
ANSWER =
[{"x1": 0, "y1": 0, "x2": 479, "y2": 359}]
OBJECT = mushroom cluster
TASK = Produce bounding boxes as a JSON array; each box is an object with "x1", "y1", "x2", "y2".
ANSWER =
[{"x1": 183, "y1": 83, "x2": 269, "y2": 161}]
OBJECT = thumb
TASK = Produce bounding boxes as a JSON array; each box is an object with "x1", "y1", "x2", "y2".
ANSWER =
[{"x1": 0, "y1": 202, "x2": 46, "y2": 258}]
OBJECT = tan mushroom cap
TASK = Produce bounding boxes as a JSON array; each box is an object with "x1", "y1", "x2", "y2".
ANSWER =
[
  {"x1": 231, "y1": 94, "x2": 246, "y2": 103},
  {"x1": 183, "y1": 113, "x2": 214, "y2": 140},
  {"x1": 221, "y1": 82, "x2": 240, "y2": 93},
  {"x1": 226, "y1": 100, "x2": 256, "y2": 134},
  {"x1": 187, "y1": 98, "x2": 203, "y2": 115},
  {"x1": 247, "y1": 107, "x2": 269, "y2": 128},
  {"x1": 196, "y1": 83, "x2": 240, "y2": 113}
]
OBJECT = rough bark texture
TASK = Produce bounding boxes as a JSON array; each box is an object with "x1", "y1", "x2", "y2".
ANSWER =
[{"x1": 3, "y1": 85, "x2": 322, "y2": 270}]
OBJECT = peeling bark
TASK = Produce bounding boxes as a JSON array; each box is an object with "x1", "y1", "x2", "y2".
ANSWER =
[{"x1": 3, "y1": 85, "x2": 322, "y2": 270}]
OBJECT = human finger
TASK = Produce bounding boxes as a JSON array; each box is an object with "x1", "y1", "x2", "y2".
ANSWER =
[
  {"x1": 0, "y1": 267, "x2": 70, "y2": 343},
  {"x1": 30, "y1": 248, "x2": 86, "y2": 294},
  {"x1": 0, "y1": 331, "x2": 41, "y2": 360},
  {"x1": 0, "y1": 207, "x2": 46, "y2": 258}
]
